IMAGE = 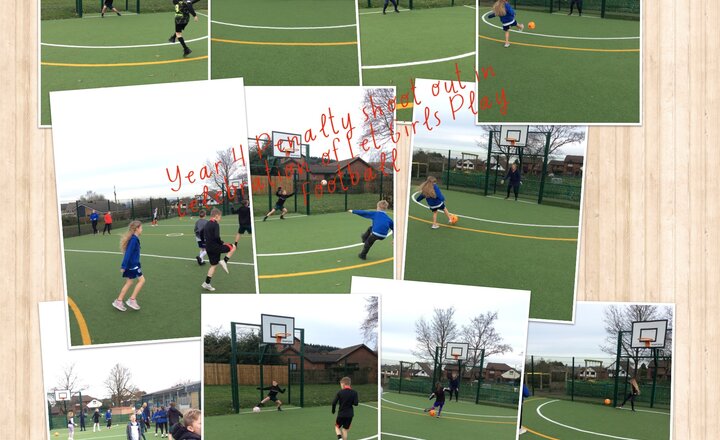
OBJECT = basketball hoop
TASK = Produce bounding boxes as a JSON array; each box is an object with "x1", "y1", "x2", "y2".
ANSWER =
[
  {"x1": 505, "y1": 137, "x2": 517, "y2": 148},
  {"x1": 274, "y1": 332, "x2": 291, "y2": 344},
  {"x1": 452, "y1": 354, "x2": 460, "y2": 362},
  {"x1": 639, "y1": 338, "x2": 652, "y2": 348}
]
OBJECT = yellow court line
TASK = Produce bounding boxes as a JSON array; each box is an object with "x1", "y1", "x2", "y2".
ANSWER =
[
  {"x1": 525, "y1": 426, "x2": 561, "y2": 440},
  {"x1": 383, "y1": 405, "x2": 516, "y2": 425},
  {"x1": 409, "y1": 215, "x2": 577, "y2": 242},
  {"x1": 258, "y1": 257, "x2": 393, "y2": 279},
  {"x1": 67, "y1": 297, "x2": 92, "y2": 345},
  {"x1": 212, "y1": 38, "x2": 357, "y2": 46},
  {"x1": 478, "y1": 35, "x2": 640, "y2": 52},
  {"x1": 41, "y1": 55, "x2": 208, "y2": 67}
]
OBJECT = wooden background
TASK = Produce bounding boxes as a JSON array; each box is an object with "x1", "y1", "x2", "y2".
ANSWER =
[{"x1": 2, "y1": 0, "x2": 717, "y2": 438}]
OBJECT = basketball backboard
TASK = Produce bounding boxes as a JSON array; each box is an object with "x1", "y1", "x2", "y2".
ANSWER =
[
  {"x1": 445, "y1": 342, "x2": 469, "y2": 361},
  {"x1": 630, "y1": 320, "x2": 668, "y2": 349},
  {"x1": 272, "y1": 131, "x2": 303, "y2": 159},
  {"x1": 499, "y1": 125, "x2": 529, "y2": 147},
  {"x1": 261, "y1": 314, "x2": 295, "y2": 345}
]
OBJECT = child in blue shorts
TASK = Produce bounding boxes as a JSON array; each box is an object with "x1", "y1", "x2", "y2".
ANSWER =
[
  {"x1": 488, "y1": 0, "x2": 524, "y2": 47},
  {"x1": 416, "y1": 176, "x2": 455, "y2": 229},
  {"x1": 113, "y1": 220, "x2": 145, "y2": 312}
]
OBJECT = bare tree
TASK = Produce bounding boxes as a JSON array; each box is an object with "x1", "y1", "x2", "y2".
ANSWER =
[
  {"x1": 360, "y1": 296, "x2": 379, "y2": 350},
  {"x1": 104, "y1": 363, "x2": 136, "y2": 407},
  {"x1": 360, "y1": 87, "x2": 396, "y2": 161},
  {"x1": 78, "y1": 190, "x2": 107, "y2": 202},
  {"x1": 52, "y1": 363, "x2": 87, "y2": 414},
  {"x1": 462, "y1": 311, "x2": 512, "y2": 367},
  {"x1": 205, "y1": 148, "x2": 248, "y2": 195},
  {"x1": 412, "y1": 307, "x2": 459, "y2": 362},
  {"x1": 599, "y1": 305, "x2": 673, "y2": 376}
]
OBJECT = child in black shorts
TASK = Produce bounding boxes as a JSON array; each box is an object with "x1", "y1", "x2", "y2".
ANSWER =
[
  {"x1": 332, "y1": 377, "x2": 358, "y2": 440},
  {"x1": 201, "y1": 209, "x2": 236, "y2": 291},
  {"x1": 256, "y1": 380, "x2": 286, "y2": 411},
  {"x1": 169, "y1": 0, "x2": 200, "y2": 57}
]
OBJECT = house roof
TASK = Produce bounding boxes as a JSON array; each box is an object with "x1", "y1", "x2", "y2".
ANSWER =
[
  {"x1": 281, "y1": 343, "x2": 376, "y2": 364},
  {"x1": 279, "y1": 157, "x2": 376, "y2": 175},
  {"x1": 486, "y1": 363, "x2": 513, "y2": 371},
  {"x1": 564, "y1": 155, "x2": 584, "y2": 163}
]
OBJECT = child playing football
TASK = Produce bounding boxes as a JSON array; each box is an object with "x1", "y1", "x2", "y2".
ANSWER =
[
  {"x1": 193, "y1": 210, "x2": 208, "y2": 265},
  {"x1": 349, "y1": 199, "x2": 393, "y2": 260},
  {"x1": 113, "y1": 221, "x2": 145, "y2": 312},
  {"x1": 617, "y1": 377, "x2": 641, "y2": 411},
  {"x1": 424, "y1": 382, "x2": 450, "y2": 417},
  {"x1": 416, "y1": 176, "x2": 455, "y2": 229},
  {"x1": 383, "y1": 0, "x2": 399, "y2": 14},
  {"x1": 201, "y1": 209, "x2": 236, "y2": 292},
  {"x1": 263, "y1": 187, "x2": 294, "y2": 221},
  {"x1": 488, "y1": 0, "x2": 524, "y2": 47},
  {"x1": 233, "y1": 199, "x2": 252, "y2": 246},
  {"x1": 503, "y1": 162, "x2": 522, "y2": 200},
  {"x1": 101, "y1": 0, "x2": 121, "y2": 17},
  {"x1": 169, "y1": 0, "x2": 200, "y2": 57},
  {"x1": 332, "y1": 377, "x2": 359, "y2": 440},
  {"x1": 256, "y1": 380, "x2": 286, "y2": 411}
]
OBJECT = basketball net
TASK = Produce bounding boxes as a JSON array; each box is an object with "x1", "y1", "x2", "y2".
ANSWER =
[
  {"x1": 640, "y1": 338, "x2": 652, "y2": 348},
  {"x1": 275, "y1": 333, "x2": 290, "y2": 344}
]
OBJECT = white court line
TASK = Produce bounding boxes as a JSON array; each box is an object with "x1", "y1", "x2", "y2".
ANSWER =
[
  {"x1": 487, "y1": 195, "x2": 537, "y2": 205},
  {"x1": 237, "y1": 406, "x2": 302, "y2": 415},
  {"x1": 536, "y1": 400, "x2": 642, "y2": 439},
  {"x1": 257, "y1": 231, "x2": 392, "y2": 257},
  {"x1": 480, "y1": 11, "x2": 638, "y2": 39},
  {"x1": 357, "y1": 436, "x2": 379, "y2": 440},
  {"x1": 463, "y1": 4, "x2": 476, "y2": 9},
  {"x1": 616, "y1": 406, "x2": 671, "y2": 416},
  {"x1": 64, "y1": 249, "x2": 254, "y2": 266},
  {"x1": 82, "y1": 12, "x2": 139, "y2": 19},
  {"x1": 360, "y1": 402, "x2": 378, "y2": 409},
  {"x1": 209, "y1": 16, "x2": 356, "y2": 30},
  {"x1": 362, "y1": 51, "x2": 474, "y2": 69},
  {"x1": 359, "y1": 8, "x2": 411, "y2": 15},
  {"x1": 411, "y1": 192, "x2": 578, "y2": 228},
  {"x1": 41, "y1": 36, "x2": 208, "y2": 49},
  {"x1": 381, "y1": 433, "x2": 427, "y2": 440},
  {"x1": 552, "y1": 12, "x2": 601, "y2": 18},
  {"x1": 381, "y1": 396, "x2": 516, "y2": 418},
  {"x1": 254, "y1": 214, "x2": 308, "y2": 222}
]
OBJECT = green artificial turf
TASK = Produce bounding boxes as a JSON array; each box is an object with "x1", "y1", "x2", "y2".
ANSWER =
[
  {"x1": 206, "y1": 401, "x2": 378, "y2": 439},
  {"x1": 63, "y1": 217, "x2": 255, "y2": 346},
  {"x1": 254, "y1": 211, "x2": 394, "y2": 293},
  {"x1": 40, "y1": 12, "x2": 208, "y2": 125},
  {"x1": 522, "y1": 397, "x2": 671, "y2": 439},
  {"x1": 476, "y1": 10, "x2": 640, "y2": 123},
  {"x1": 360, "y1": 5, "x2": 476, "y2": 121},
  {"x1": 211, "y1": 0, "x2": 360, "y2": 84},
  {"x1": 382, "y1": 391, "x2": 518, "y2": 439},
  {"x1": 403, "y1": 189, "x2": 580, "y2": 321}
]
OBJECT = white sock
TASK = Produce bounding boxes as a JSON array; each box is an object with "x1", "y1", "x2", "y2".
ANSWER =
[{"x1": 199, "y1": 250, "x2": 207, "y2": 259}]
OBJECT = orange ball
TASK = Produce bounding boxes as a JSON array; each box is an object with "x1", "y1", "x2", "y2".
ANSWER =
[
  {"x1": 604, "y1": 398, "x2": 611, "y2": 405},
  {"x1": 528, "y1": 21, "x2": 536, "y2": 30},
  {"x1": 429, "y1": 409, "x2": 436, "y2": 417}
]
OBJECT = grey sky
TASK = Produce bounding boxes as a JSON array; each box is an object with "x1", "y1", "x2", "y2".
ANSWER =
[
  {"x1": 50, "y1": 79, "x2": 248, "y2": 202},
  {"x1": 40, "y1": 302, "x2": 201, "y2": 399},
  {"x1": 351, "y1": 277, "x2": 530, "y2": 370},
  {"x1": 411, "y1": 79, "x2": 587, "y2": 156},
  {"x1": 202, "y1": 294, "x2": 377, "y2": 348}
]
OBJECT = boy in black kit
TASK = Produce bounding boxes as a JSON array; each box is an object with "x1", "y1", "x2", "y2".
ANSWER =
[
  {"x1": 256, "y1": 380, "x2": 286, "y2": 411},
  {"x1": 201, "y1": 208, "x2": 236, "y2": 292},
  {"x1": 332, "y1": 377, "x2": 358, "y2": 440},
  {"x1": 263, "y1": 187, "x2": 294, "y2": 221},
  {"x1": 232, "y1": 199, "x2": 252, "y2": 247},
  {"x1": 169, "y1": 0, "x2": 200, "y2": 57}
]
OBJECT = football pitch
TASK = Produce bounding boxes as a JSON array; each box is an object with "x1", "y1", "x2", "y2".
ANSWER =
[
  {"x1": 206, "y1": 401, "x2": 379, "y2": 440},
  {"x1": 254, "y1": 211, "x2": 394, "y2": 293},
  {"x1": 403, "y1": 189, "x2": 580, "y2": 321},
  {"x1": 63, "y1": 216, "x2": 255, "y2": 346},
  {"x1": 382, "y1": 391, "x2": 519, "y2": 439},
  {"x1": 360, "y1": 3, "x2": 476, "y2": 121},
  {"x1": 48, "y1": 426, "x2": 140, "y2": 440},
  {"x1": 477, "y1": 10, "x2": 640, "y2": 123},
  {"x1": 211, "y1": 0, "x2": 360, "y2": 85},
  {"x1": 521, "y1": 397, "x2": 671, "y2": 439},
  {"x1": 40, "y1": 11, "x2": 208, "y2": 126}
]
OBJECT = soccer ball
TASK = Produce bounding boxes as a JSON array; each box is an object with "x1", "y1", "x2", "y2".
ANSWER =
[
  {"x1": 604, "y1": 399, "x2": 611, "y2": 405},
  {"x1": 528, "y1": 21, "x2": 536, "y2": 30},
  {"x1": 54, "y1": 433, "x2": 59, "y2": 437},
  {"x1": 252, "y1": 406, "x2": 261, "y2": 413},
  {"x1": 449, "y1": 214, "x2": 459, "y2": 225},
  {"x1": 428, "y1": 409, "x2": 436, "y2": 417},
  {"x1": 321, "y1": 179, "x2": 328, "y2": 186}
]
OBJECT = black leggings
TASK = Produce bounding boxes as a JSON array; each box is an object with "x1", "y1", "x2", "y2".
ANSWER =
[
  {"x1": 383, "y1": 0, "x2": 398, "y2": 11},
  {"x1": 621, "y1": 392, "x2": 637, "y2": 410},
  {"x1": 569, "y1": 0, "x2": 582, "y2": 14},
  {"x1": 103, "y1": 223, "x2": 112, "y2": 234},
  {"x1": 91, "y1": 220, "x2": 98, "y2": 234},
  {"x1": 506, "y1": 183, "x2": 519, "y2": 200},
  {"x1": 360, "y1": 227, "x2": 384, "y2": 258},
  {"x1": 157, "y1": 422, "x2": 168, "y2": 434},
  {"x1": 449, "y1": 388, "x2": 459, "y2": 401}
]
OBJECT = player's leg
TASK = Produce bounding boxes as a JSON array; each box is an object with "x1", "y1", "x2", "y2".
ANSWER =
[
  {"x1": 203, "y1": 260, "x2": 218, "y2": 291},
  {"x1": 383, "y1": 0, "x2": 388, "y2": 13},
  {"x1": 175, "y1": 22, "x2": 191, "y2": 56},
  {"x1": 335, "y1": 422, "x2": 343, "y2": 439},
  {"x1": 113, "y1": 279, "x2": 134, "y2": 311},
  {"x1": 280, "y1": 207, "x2": 287, "y2": 219},
  {"x1": 112, "y1": 6, "x2": 121, "y2": 15},
  {"x1": 359, "y1": 234, "x2": 379, "y2": 259},
  {"x1": 505, "y1": 183, "x2": 512, "y2": 198},
  {"x1": 513, "y1": 183, "x2": 519, "y2": 200},
  {"x1": 431, "y1": 209, "x2": 439, "y2": 228},
  {"x1": 219, "y1": 244, "x2": 234, "y2": 273},
  {"x1": 578, "y1": 0, "x2": 583, "y2": 15},
  {"x1": 263, "y1": 208, "x2": 276, "y2": 221},
  {"x1": 276, "y1": 399, "x2": 283, "y2": 410},
  {"x1": 442, "y1": 206, "x2": 452, "y2": 222},
  {"x1": 361, "y1": 226, "x2": 372, "y2": 243},
  {"x1": 127, "y1": 275, "x2": 145, "y2": 309},
  {"x1": 569, "y1": 0, "x2": 574, "y2": 14},
  {"x1": 391, "y1": 0, "x2": 399, "y2": 11}
]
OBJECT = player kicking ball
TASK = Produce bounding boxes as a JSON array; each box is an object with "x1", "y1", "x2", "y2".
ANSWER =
[
  {"x1": 488, "y1": 0, "x2": 524, "y2": 48},
  {"x1": 255, "y1": 381, "x2": 286, "y2": 411},
  {"x1": 349, "y1": 200, "x2": 393, "y2": 260},
  {"x1": 169, "y1": 0, "x2": 200, "y2": 57},
  {"x1": 201, "y1": 209, "x2": 236, "y2": 291}
]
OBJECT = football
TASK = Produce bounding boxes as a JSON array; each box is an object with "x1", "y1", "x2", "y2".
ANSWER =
[
  {"x1": 604, "y1": 399, "x2": 611, "y2": 405},
  {"x1": 528, "y1": 21, "x2": 536, "y2": 30},
  {"x1": 428, "y1": 409, "x2": 436, "y2": 417},
  {"x1": 450, "y1": 214, "x2": 459, "y2": 225},
  {"x1": 321, "y1": 179, "x2": 328, "y2": 186},
  {"x1": 253, "y1": 406, "x2": 261, "y2": 413}
]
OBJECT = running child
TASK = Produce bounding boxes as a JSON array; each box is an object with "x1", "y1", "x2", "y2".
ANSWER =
[
  {"x1": 487, "y1": 0, "x2": 524, "y2": 47},
  {"x1": 349, "y1": 200, "x2": 393, "y2": 260},
  {"x1": 263, "y1": 187, "x2": 294, "y2": 221},
  {"x1": 67, "y1": 411, "x2": 76, "y2": 440},
  {"x1": 169, "y1": 0, "x2": 200, "y2": 57},
  {"x1": 193, "y1": 210, "x2": 209, "y2": 266},
  {"x1": 332, "y1": 377, "x2": 359, "y2": 440},
  {"x1": 256, "y1": 380, "x2": 286, "y2": 411},
  {"x1": 415, "y1": 176, "x2": 455, "y2": 229},
  {"x1": 201, "y1": 209, "x2": 236, "y2": 292},
  {"x1": 232, "y1": 199, "x2": 252, "y2": 247},
  {"x1": 617, "y1": 377, "x2": 640, "y2": 411},
  {"x1": 101, "y1": 0, "x2": 121, "y2": 17},
  {"x1": 113, "y1": 221, "x2": 145, "y2": 312},
  {"x1": 424, "y1": 382, "x2": 450, "y2": 417}
]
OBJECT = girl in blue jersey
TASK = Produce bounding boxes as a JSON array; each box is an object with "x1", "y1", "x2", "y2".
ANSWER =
[
  {"x1": 113, "y1": 221, "x2": 145, "y2": 312},
  {"x1": 488, "y1": 0, "x2": 524, "y2": 47},
  {"x1": 416, "y1": 176, "x2": 454, "y2": 229}
]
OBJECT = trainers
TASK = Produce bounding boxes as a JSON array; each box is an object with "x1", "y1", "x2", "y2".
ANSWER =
[
  {"x1": 263, "y1": 216, "x2": 268, "y2": 222},
  {"x1": 358, "y1": 253, "x2": 367, "y2": 260},
  {"x1": 280, "y1": 215, "x2": 285, "y2": 220},
  {"x1": 219, "y1": 259, "x2": 229, "y2": 273},
  {"x1": 504, "y1": 43, "x2": 510, "y2": 48},
  {"x1": 196, "y1": 256, "x2": 203, "y2": 265},
  {"x1": 519, "y1": 427, "x2": 527, "y2": 434},
  {"x1": 201, "y1": 282, "x2": 216, "y2": 291},
  {"x1": 169, "y1": 35, "x2": 176, "y2": 43},
  {"x1": 183, "y1": 48, "x2": 192, "y2": 57},
  {"x1": 277, "y1": 407, "x2": 282, "y2": 411},
  {"x1": 112, "y1": 300, "x2": 127, "y2": 312},
  {"x1": 431, "y1": 224, "x2": 440, "y2": 229},
  {"x1": 126, "y1": 298, "x2": 140, "y2": 310}
]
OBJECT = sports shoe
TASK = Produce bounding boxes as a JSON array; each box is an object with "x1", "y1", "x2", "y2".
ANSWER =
[
  {"x1": 504, "y1": 43, "x2": 510, "y2": 48},
  {"x1": 431, "y1": 224, "x2": 440, "y2": 229},
  {"x1": 358, "y1": 253, "x2": 367, "y2": 260},
  {"x1": 183, "y1": 48, "x2": 192, "y2": 57},
  {"x1": 126, "y1": 298, "x2": 140, "y2": 310},
  {"x1": 196, "y1": 256, "x2": 203, "y2": 265},
  {"x1": 169, "y1": 35, "x2": 176, "y2": 43},
  {"x1": 263, "y1": 216, "x2": 268, "y2": 222},
  {"x1": 112, "y1": 300, "x2": 127, "y2": 312},
  {"x1": 219, "y1": 259, "x2": 229, "y2": 273},
  {"x1": 201, "y1": 282, "x2": 216, "y2": 291},
  {"x1": 277, "y1": 407, "x2": 282, "y2": 411},
  {"x1": 519, "y1": 427, "x2": 527, "y2": 434},
  {"x1": 280, "y1": 215, "x2": 285, "y2": 220}
]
